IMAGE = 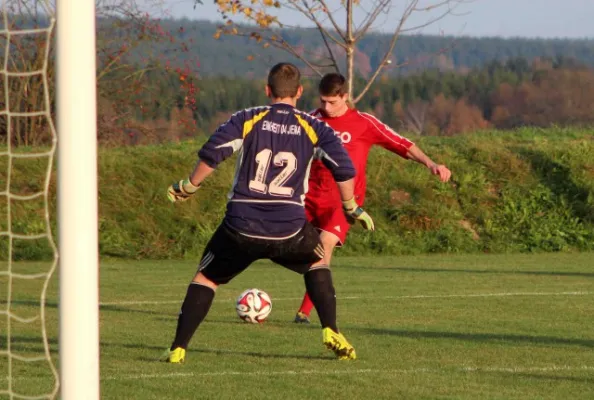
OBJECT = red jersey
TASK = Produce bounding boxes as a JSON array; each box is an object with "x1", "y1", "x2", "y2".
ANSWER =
[{"x1": 307, "y1": 108, "x2": 414, "y2": 207}]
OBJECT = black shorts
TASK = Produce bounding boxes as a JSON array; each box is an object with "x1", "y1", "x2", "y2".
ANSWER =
[{"x1": 197, "y1": 221, "x2": 324, "y2": 285}]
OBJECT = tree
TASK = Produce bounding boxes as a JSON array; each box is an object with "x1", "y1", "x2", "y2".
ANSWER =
[
  {"x1": 489, "y1": 65, "x2": 594, "y2": 129},
  {"x1": 1, "y1": 0, "x2": 198, "y2": 145},
  {"x1": 206, "y1": 0, "x2": 468, "y2": 103}
]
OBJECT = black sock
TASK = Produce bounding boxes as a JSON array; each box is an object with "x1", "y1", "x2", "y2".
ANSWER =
[
  {"x1": 170, "y1": 283, "x2": 215, "y2": 350},
  {"x1": 304, "y1": 266, "x2": 338, "y2": 332}
]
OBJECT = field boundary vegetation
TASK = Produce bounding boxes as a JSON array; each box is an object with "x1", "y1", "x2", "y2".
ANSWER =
[{"x1": 5, "y1": 127, "x2": 593, "y2": 260}]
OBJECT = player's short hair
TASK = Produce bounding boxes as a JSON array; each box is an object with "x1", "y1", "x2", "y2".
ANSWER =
[
  {"x1": 267, "y1": 62, "x2": 301, "y2": 98},
  {"x1": 319, "y1": 73, "x2": 347, "y2": 96}
]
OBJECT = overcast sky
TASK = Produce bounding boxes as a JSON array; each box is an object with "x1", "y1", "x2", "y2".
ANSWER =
[{"x1": 156, "y1": 0, "x2": 594, "y2": 39}]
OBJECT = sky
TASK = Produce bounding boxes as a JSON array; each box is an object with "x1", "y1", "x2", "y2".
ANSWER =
[{"x1": 155, "y1": 0, "x2": 594, "y2": 39}]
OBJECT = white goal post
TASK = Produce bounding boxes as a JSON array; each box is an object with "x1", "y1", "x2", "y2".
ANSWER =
[{"x1": 57, "y1": 0, "x2": 100, "y2": 398}]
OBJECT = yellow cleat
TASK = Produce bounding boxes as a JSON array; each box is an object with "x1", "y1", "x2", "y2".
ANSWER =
[
  {"x1": 322, "y1": 327, "x2": 356, "y2": 360},
  {"x1": 162, "y1": 347, "x2": 186, "y2": 363}
]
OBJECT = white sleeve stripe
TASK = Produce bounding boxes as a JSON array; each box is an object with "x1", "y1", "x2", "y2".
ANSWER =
[
  {"x1": 313, "y1": 147, "x2": 323, "y2": 160},
  {"x1": 215, "y1": 138, "x2": 243, "y2": 153},
  {"x1": 317, "y1": 148, "x2": 339, "y2": 167},
  {"x1": 358, "y1": 112, "x2": 413, "y2": 150}
]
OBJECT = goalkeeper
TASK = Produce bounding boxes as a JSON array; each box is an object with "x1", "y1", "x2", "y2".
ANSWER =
[
  {"x1": 164, "y1": 63, "x2": 373, "y2": 363},
  {"x1": 293, "y1": 73, "x2": 452, "y2": 324}
]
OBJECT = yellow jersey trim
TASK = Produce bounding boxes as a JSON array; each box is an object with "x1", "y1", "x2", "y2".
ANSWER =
[
  {"x1": 294, "y1": 114, "x2": 319, "y2": 145},
  {"x1": 243, "y1": 110, "x2": 270, "y2": 138}
]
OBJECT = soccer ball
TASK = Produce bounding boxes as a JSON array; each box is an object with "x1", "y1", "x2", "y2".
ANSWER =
[{"x1": 235, "y1": 288, "x2": 272, "y2": 323}]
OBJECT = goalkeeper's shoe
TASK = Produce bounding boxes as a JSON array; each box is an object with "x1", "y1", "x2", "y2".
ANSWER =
[
  {"x1": 322, "y1": 327, "x2": 356, "y2": 360},
  {"x1": 162, "y1": 347, "x2": 186, "y2": 363},
  {"x1": 294, "y1": 312, "x2": 311, "y2": 324}
]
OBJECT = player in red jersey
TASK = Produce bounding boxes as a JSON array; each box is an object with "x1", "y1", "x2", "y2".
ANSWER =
[{"x1": 294, "y1": 73, "x2": 452, "y2": 323}]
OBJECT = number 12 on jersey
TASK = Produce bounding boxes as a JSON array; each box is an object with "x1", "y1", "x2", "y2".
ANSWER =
[{"x1": 249, "y1": 148, "x2": 297, "y2": 197}]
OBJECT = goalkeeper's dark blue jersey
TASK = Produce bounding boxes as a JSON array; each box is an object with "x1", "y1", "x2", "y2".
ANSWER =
[{"x1": 198, "y1": 102, "x2": 355, "y2": 239}]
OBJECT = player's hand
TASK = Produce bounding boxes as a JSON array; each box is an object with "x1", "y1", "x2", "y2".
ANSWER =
[
  {"x1": 342, "y1": 198, "x2": 375, "y2": 231},
  {"x1": 167, "y1": 178, "x2": 200, "y2": 203},
  {"x1": 429, "y1": 163, "x2": 452, "y2": 182}
]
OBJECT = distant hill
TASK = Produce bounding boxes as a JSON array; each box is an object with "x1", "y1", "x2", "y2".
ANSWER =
[{"x1": 138, "y1": 19, "x2": 594, "y2": 77}]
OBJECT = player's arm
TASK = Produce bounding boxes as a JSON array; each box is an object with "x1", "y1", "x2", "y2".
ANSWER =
[
  {"x1": 167, "y1": 111, "x2": 245, "y2": 203},
  {"x1": 363, "y1": 113, "x2": 451, "y2": 182},
  {"x1": 405, "y1": 145, "x2": 451, "y2": 182},
  {"x1": 313, "y1": 119, "x2": 374, "y2": 231}
]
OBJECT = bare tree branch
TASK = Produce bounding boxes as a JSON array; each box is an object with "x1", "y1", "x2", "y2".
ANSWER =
[
  {"x1": 294, "y1": 0, "x2": 347, "y2": 48},
  {"x1": 211, "y1": 0, "x2": 469, "y2": 104},
  {"x1": 301, "y1": 0, "x2": 346, "y2": 41},
  {"x1": 230, "y1": 29, "x2": 329, "y2": 75},
  {"x1": 316, "y1": 27, "x2": 342, "y2": 74},
  {"x1": 353, "y1": 0, "x2": 466, "y2": 103},
  {"x1": 353, "y1": 0, "x2": 417, "y2": 103},
  {"x1": 273, "y1": 40, "x2": 327, "y2": 75},
  {"x1": 402, "y1": 6, "x2": 459, "y2": 33},
  {"x1": 354, "y1": 0, "x2": 391, "y2": 41}
]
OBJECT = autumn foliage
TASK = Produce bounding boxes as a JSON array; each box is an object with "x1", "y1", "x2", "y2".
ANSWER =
[
  {"x1": 490, "y1": 66, "x2": 594, "y2": 129},
  {"x1": 365, "y1": 59, "x2": 594, "y2": 136}
]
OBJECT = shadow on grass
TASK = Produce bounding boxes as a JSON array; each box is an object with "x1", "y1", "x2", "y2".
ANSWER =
[
  {"x1": 0, "y1": 335, "x2": 58, "y2": 344},
  {"x1": 100, "y1": 304, "x2": 170, "y2": 316},
  {"x1": 1, "y1": 335, "x2": 330, "y2": 361},
  {"x1": 507, "y1": 372, "x2": 594, "y2": 384},
  {"x1": 516, "y1": 148, "x2": 592, "y2": 223},
  {"x1": 355, "y1": 327, "x2": 594, "y2": 348},
  {"x1": 0, "y1": 300, "x2": 58, "y2": 308},
  {"x1": 111, "y1": 342, "x2": 331, "y2": 362},
  {"x1": 190, "y1": 347, "x2": 329, "y2": 361},
  {"x1": 0, "y1": 335, "x2": 58, "y2": 355},
  {"x1": 338, "y1": 265, "x2": 594, "y2": 278},
  {"x1": 199, "y1": 317, "x2": 319, "y2": 329},
  {"x1": 0, "y1": 300, "x2": 174, "y2": 317}
]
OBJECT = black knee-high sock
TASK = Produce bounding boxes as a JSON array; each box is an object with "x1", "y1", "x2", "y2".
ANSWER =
[
  {"x1": 304, "y1": 266, "x2": 338, "y2": 332},
  {"x1": 171, "y1": 283, "x2": 215, "y2": 350}
]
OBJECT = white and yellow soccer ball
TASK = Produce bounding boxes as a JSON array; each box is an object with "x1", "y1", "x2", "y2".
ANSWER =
[{"x1": 235, "y1": 288, "x2": 272, "y2": 323}]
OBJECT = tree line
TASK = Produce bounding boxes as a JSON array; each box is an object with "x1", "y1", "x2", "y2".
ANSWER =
[
  {"x1": 100, "y1": 56, "x2": 594, "y2": 144},
  {"x1": 137, "y1": 19, "x2": 594, "y2": 78},
  {"x1": 2, "y1": 7, "x2": 594, "y2": 147}
]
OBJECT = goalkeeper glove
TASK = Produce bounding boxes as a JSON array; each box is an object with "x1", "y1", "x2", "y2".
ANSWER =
[
  {"x1": 167, "y1": 178, "x2": 200, "y2": 203},
  {"x1": 342, "y1": 198, "x2": 375, "y2": 231}
]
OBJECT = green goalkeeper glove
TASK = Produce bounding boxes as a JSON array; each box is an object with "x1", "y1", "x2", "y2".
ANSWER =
[
  {"x1": 167, "y1": 178, "x2": 200, "y2": 203},
  {"x1": 342, "y1": 198, "x2": 375, "y2": 231}
]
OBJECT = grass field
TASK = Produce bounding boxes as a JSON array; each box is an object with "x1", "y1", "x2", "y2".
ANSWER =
[{"x1": 2, "y1": 252, "x2": 594, "y2": 399}]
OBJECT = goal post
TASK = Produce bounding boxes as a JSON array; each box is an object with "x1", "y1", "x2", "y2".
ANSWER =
[{"x1": 56, "y1": 0, "x2": 100, "y2": 398}]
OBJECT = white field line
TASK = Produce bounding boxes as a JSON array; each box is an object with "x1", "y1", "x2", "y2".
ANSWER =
[
  {"x1": 149, "y1": 279, "x2": 299, "y2": 287},
  {"x1": 103, "y1": 365, "x2": 594, "y2": 381},
  {"x1": 99, "y1": 291, "x2": 593, "y2": 307},
  {"x1": 4, "y1": 365, "x2": 593, "y2": 383}
]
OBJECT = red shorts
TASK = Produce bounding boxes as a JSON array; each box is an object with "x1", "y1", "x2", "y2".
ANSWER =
[{"x1": 305, "y1": 199, "x2": 351, "y2": 246}]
